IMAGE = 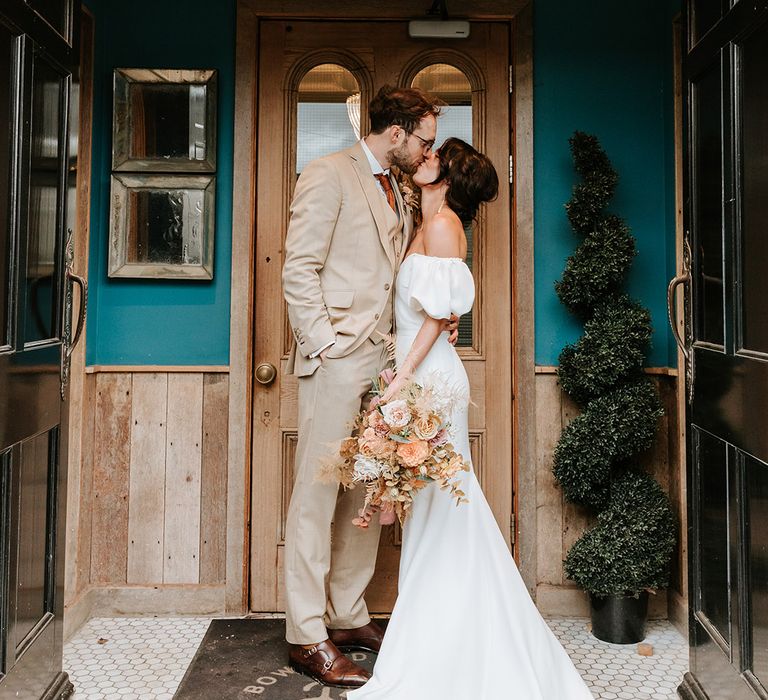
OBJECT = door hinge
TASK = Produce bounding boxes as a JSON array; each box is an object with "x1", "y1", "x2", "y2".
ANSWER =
[
  {"x1": 510, "y1": 513, "x2": 516, "y2": 544},
  {"x1": 509, "y1": 155, "x2": 514, "y2": 185},
  {"x1": 509, "y1": 65, "x2": 514, "y2": 94}
]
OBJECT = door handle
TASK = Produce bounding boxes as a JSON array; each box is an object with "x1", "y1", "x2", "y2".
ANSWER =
[
  {"x1": 67, "y1": 271, "x2": 88, "y2": 358},
  {"x1": 667, "y1": 238, "x2": 694, "y2": 403},
  {"x1": 60, "y1": 229, "x2": 88, "y2": 399},
  {"x1": 255, "y1": 362, "x2": 278, "y2": 386}
]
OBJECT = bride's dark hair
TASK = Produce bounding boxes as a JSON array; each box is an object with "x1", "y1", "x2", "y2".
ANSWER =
[{"x1": 433, "y1": 138, "x2": 499, "y2": 224}]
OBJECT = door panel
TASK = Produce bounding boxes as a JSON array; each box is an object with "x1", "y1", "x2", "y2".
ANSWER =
[
  {"x1": 0, "y1": 1, "x2": 77, "y2": 696},
  {"x1": 680, "y1": 2, "x2": 768, "y2": 698},
  {"x1": 251, "y1": 19, "x2": 512, "y2": 612}
]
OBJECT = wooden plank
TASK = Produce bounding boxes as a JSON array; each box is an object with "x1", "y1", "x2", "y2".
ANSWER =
[
  {"x1": 227, "y1": 0, "x2": 259, "y2": 613},
  {"x1": 512, "y1": 1, "x2": 535, "y2": 588},
  {"x1": 75, "y1": 372, "x2": 96, "y2": 592},
  {"x1": 200, "y1": 374, "x2": 229, "y2": 584},
  {"x1": 127, "y1": 373, "x2": 168, "y2": 584},
  {"x1": 86, "y1": 365, "x2": 230, "y2": 374},
  {"x1": 535, "y1": 374, "x2": 564, "y2": 586},
  {"x1": 90, "y1": 373, "x2": 132, "y2": 584},
  {"x1": 248, "y1": 0, "x2": 525, "y2": 19},
  {"x1": 164, "y1": 373, "x2": 204, "y2": 584},
  {"x1": 64, "y1": 5, "x2": 95, "y2": 605}
]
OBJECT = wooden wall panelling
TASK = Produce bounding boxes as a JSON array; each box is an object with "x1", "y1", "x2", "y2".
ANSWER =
[
  {"x1": 164, "y1": 374, "x2": 204, "y2": 584},
  {"x1": 76, "y1": 372, "x2": 96, "y2": 591},
  {"x1": 535, "y1": 373, "x2": 564, "y2": 587},
  {"x1": 200, "y1": 374, "x2": 229, "y2": 584},
  {"x1": 90, "y1": 372, "x2": 132, "y2": 583},
  {"x1": 127, "y1": 373, "x2": 168, "y2": 583}
]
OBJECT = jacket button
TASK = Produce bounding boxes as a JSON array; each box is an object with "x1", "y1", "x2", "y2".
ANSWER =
[
  {"x1": 375, "y1": 313, "x2": 380, "y2": 320},
  {"x1": 384, "y1": 283, "x2": 390, "y2": 291}
]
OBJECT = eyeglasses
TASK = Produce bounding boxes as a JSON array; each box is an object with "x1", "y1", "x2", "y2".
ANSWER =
[{"x1": 405, "y1": 130, "x2": 435, "y2": 151}]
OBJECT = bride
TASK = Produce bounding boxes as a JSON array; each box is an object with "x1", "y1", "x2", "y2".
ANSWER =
[{"x1": 348, "y1": 138, "x2": 595, "y2": 700}]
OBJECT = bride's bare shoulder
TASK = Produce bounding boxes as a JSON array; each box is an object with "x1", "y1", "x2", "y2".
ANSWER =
[{"x1": 423, "y1": 210, "x2": 465, "y2": 259}]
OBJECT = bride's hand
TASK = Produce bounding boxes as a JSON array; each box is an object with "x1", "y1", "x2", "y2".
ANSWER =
[
  {"x1": 443, "y1": 314, "x2": 460, "y2": 346},
  {"x1": 378, "y1": 375, "x2": 406, "y2": 405}
]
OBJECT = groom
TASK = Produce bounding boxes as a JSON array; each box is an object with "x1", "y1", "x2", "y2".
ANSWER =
[{"x1": 282, "y1": 85, "x2": 449, "y2": 688}]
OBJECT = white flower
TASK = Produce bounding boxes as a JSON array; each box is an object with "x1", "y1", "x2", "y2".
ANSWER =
[
  {"x1": 380, "y1": 399, "x2": 411, "y2": 428},
  {"x1": 353, "y1": 454, "x2": 385, "y2": 482}
]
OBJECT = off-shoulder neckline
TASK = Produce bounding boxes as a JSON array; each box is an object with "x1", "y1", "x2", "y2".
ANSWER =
[{"x1": 401, "y1": 252, "x2": 465, "y2": 264}]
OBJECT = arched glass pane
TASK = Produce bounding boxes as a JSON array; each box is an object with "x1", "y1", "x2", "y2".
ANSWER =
[
  {"x1": 412, "y1": 64, "x2": 475, "y2": 347},
  {"x1": 412, "y1": 63, "x2": 472, "y2": 147},
  {"x1": 296, "y1": 64, "x2": 360, "y2": 175}
]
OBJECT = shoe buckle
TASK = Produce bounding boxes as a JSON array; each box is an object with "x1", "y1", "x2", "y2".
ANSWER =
[
  {"x1": 304, "y1": 645, "x2": 318, "y2": 657},
  {"x1": 320, "y1": 658, "x2": 334, "y2": 675}
]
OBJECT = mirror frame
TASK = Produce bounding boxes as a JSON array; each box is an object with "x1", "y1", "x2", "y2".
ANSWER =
[
  {"x1": 108, "y1": 173, "x2": 216, "y2": 279},
  {"x1": 112, "y1": 68, "x2": 217, "y2": 172}
]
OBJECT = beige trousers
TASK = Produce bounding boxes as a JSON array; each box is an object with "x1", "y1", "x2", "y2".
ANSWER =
[{"x1": 284, "y1": 337, "x2": 388, "y2": 644}]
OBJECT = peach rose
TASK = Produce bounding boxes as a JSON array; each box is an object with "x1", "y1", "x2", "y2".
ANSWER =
[
  {"x1": 360, "y1": 427, "x2": 395, "y2": 458},
  {"x1": 368, "y1": 410, "x2": 391, "y2": 437},
  {"x1": 413, "y1": 413, "x2": 442, "y2": 441},
  {"x1": 396, "y1": 439, "x2": 430, "y2": 468}
]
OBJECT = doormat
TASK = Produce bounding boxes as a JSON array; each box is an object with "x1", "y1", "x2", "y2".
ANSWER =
[{"x1": 173, "y1": 618, "x2": 386, "y2": 700}]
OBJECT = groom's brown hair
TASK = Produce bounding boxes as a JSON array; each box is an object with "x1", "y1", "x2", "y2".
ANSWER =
[{"x1": 368, "y1": 85, "x2": 443, "y2": 135}]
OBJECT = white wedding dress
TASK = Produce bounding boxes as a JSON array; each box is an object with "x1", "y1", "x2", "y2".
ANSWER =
[{"x1": 348, "y1": 254, "x2": 595, "y2": 700}]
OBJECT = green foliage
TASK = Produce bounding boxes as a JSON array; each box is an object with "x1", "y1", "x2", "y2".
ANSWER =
[
  {"x1": 555, "y1": 216, "x2": 636, "y2": 316},
  {"x1": 563, "y1": 470, "x2": 677, "y2": 597},
  {"x1": 557, "y1": 294, "x2": 653, "y2": 405},
  {"x1": 552, "y1": 379, "x2": 663, "y2": 509},
  {"x1": 564, "y1": 132, "x2": 618, "y2": 235},
  {"x1": 552, "y1": 131, "x2": 677, "y2": 597}
]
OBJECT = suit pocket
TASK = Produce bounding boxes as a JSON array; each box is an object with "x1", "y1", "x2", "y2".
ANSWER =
[{"x1": 323, "y1": 289, "x2": 355, "y2": 309}]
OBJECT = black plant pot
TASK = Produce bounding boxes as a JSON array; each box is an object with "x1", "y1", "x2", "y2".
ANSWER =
[{"x1": 589, "y1": 591, "x2": 649, "y2": 644}]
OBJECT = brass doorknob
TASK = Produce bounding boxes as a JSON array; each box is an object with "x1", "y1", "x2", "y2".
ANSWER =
[{"x1": 255, "y1": 362, "x2": 277, "y2": 385}]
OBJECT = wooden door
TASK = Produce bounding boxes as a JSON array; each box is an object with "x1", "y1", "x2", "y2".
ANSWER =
[
  {"x1": 250, "y1": 19, "x2": 512, "y2": 612},
  {"x1": 0, "y1": 1, "x2": 81, "y2": 698},
  {"x1": 676, "y1": 2, "x2": 768, "y2": 698}
]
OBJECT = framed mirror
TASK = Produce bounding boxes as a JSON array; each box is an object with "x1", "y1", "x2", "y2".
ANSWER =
[
  {"x1": 112, "y1": 68, "x2": 217, "y2": 172},
  {"x1": 108, "y1": 174, "x2": 215, "y2": 279}
]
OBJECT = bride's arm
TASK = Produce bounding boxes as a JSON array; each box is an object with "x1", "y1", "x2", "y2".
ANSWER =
[{"x1": 378, "y1": 218, "x2": 463, "y2": 404}]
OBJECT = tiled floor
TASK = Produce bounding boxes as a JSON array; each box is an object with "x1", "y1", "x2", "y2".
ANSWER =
[{"x1": 63, "y1": 616, "x2": 688, "y2": 699}]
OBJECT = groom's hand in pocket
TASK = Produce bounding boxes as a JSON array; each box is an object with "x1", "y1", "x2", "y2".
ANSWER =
[{"x1": 444, "y1": 314, "x2": 460, "y2": 346}]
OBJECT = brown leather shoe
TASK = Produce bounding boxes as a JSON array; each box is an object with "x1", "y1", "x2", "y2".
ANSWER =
[
  {"x1": 328, "y1": 620, "x2": 385, "y2": 653},
  {"x1": 288, "y1": 639, "x2": 371, "y2": 688}
]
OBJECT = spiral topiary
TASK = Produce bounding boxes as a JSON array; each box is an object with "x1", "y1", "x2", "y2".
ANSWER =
[{"x1": 552, "y1": 131, "x2": 676, "y2": 598}]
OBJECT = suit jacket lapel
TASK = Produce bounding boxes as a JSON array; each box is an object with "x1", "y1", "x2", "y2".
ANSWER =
[
  {"x1": 391, "y1": 176, "x2": 412, "y2": 266},
  {"x1": 347, "y1": 143, "x2": 396, "y2": 269}
]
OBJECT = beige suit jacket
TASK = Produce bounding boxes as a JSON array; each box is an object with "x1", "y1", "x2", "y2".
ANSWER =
[{"x1": 283, "y1": 142, "x2": 413, "y2": 377}]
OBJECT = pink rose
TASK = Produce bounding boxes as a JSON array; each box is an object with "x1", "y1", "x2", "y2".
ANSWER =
[
  {"x1": 381, "y1": 399, "x2": 411, "y2": 429},
  {"x1": 396, "y1": 440, "x2": 430, "y2": 468},
  {"x1": 429, "y1": 429, "x2": 449, "y2": 448}
]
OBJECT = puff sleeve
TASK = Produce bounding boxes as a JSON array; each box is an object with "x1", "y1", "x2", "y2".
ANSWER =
[{"x1": 406, "y1": 256, "x2": 475, "y2": 319}]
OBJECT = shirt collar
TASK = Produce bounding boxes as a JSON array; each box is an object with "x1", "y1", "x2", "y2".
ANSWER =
[{"x1": 360, "y1": 138, "x2": 390, "y2": 177}]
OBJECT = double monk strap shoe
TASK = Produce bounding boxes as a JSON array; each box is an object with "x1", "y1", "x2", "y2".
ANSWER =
[
  {"x1": 328, "y1": 620, "x2": 385, "y2": 654},
  {"x1": 288, "y1": 639, "x2": 371, "y2": 688}
]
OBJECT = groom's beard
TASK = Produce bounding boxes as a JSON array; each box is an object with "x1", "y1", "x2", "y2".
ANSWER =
[{"x1": 387, "y1": 143, "x2": 420, "y2": 175}]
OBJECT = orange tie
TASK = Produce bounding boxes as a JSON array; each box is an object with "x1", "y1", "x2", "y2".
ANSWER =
[{"x1": 374, "y1": 173, "x2": 397, "y2": 212}]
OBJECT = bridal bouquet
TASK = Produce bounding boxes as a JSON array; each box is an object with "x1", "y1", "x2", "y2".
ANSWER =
[{"x1": 322, "y1": 370, "x2": 470, "y2": 528}]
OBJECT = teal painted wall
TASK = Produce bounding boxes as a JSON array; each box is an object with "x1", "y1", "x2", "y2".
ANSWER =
[
  {"x1": 533, "y1": 0, "x2": 680, "y2": 368},
  {"x1": 83, "y1": 1, "x2": 678, "y2": 368},
  {"x1": 84, "y1": 0, "x2": 235, "y2": 365}
]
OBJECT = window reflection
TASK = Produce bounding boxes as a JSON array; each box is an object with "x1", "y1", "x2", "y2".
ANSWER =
[
  {"x1": 412, "y1": 64, "x2": 475, "y2": 347},
  {"x1": 25, "y1": 58, "x2": 63, "y2": 345},
  {"x1": 296, "y1": 64, "x2": 360, "y2": 175}
]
